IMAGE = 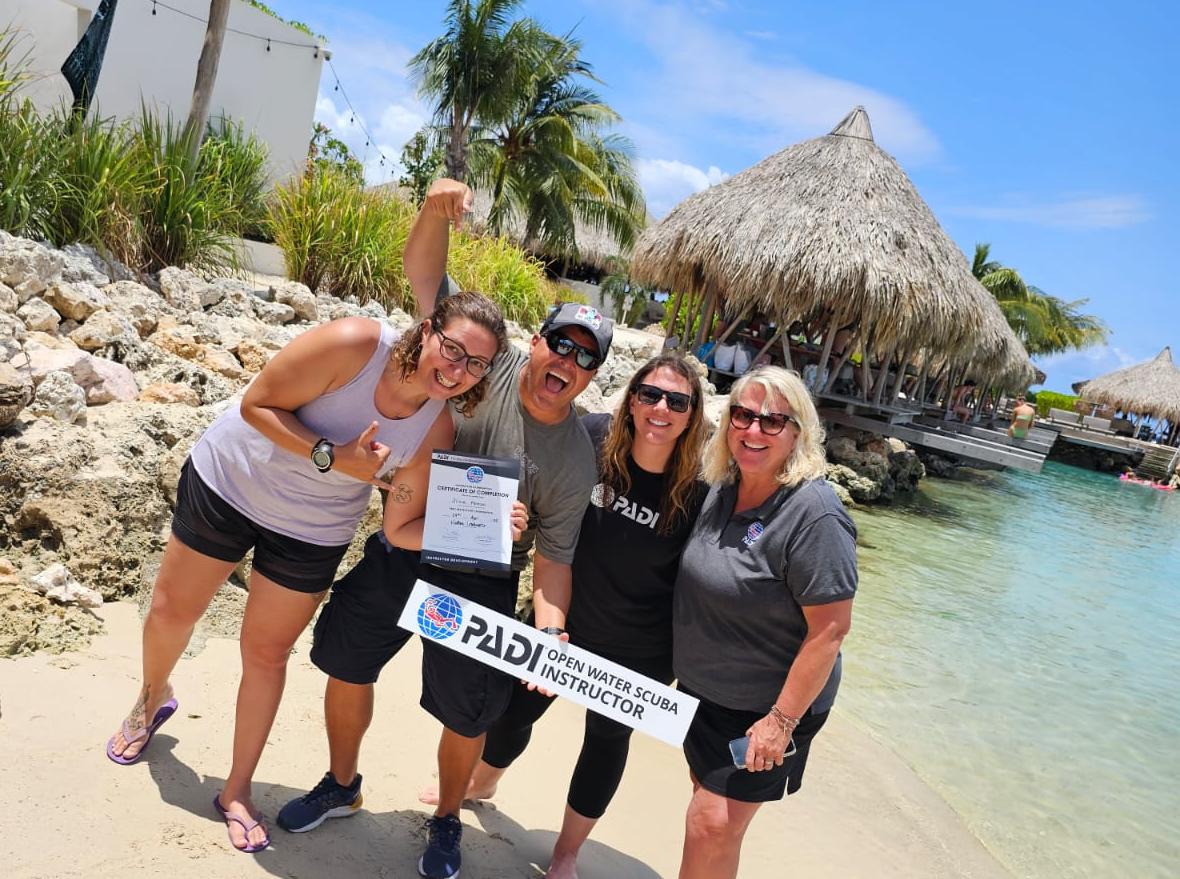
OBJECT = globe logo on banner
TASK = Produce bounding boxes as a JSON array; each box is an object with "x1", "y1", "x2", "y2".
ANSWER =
[
  {"x1": 465, "y1": 466, "x2": 485, "y2": 483},
  {"x1": 417, "y1": 594, "x2": 463, "y2": 640}
]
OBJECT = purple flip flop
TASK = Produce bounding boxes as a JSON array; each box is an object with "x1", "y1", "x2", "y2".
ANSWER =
[
  {"x1": 105, "y1": 697, "x2": 179, "y2": 766},
  {"x1": 214, "y1": 794, "x2": 270, "y2": 853}
]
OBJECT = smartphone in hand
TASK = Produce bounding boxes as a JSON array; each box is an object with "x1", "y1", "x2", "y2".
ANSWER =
[{"x1": 728, "y1": 736, "x2": 797, "y2": 769}]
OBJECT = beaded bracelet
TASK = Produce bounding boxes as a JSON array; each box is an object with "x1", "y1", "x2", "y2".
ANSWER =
[{"x1": 770, "y1": 706, "x2": 801, "y2": 734}]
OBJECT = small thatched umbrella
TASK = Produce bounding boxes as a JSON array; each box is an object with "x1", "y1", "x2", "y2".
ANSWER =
[
  {"x1": 630, "y1": 106, "x2": 993, "y2": 363},
  {"x1": 1077, "y1": 347, "x2": 1180, "y2": 423}
]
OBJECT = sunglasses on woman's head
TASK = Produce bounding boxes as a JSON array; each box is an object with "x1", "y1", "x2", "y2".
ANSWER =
[
  {"x1": 435, "y1": 328, "x2": 494, "y2": 378},
  {"x1": 543, "y1": 331, "x2": 602, "y2": 370},
  {"x1": 634, "y1": 383, "x2": 693, "y2": 413},
  {"x1": 728, "y1": 405, "x2": 799, "y2": 435}
]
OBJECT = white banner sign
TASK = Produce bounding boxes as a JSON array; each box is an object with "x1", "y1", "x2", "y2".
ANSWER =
[{"x1": 397, "y1": 579, "x2": 698, "y2": 746}]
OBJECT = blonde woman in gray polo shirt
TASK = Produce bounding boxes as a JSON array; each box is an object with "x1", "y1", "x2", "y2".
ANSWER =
[{"x1": 673, "y1": 366, "x2": 857, "y2": 879}]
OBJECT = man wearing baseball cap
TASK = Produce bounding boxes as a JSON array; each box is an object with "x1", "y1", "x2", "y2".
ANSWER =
[{"x1": 280, "y1": 178, "x2": 612, "y2": 879}]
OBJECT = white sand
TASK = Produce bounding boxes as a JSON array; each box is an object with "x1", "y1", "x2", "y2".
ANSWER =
[{"x1": 1, "y1": 602, "x2": 1011, "y2": 878}]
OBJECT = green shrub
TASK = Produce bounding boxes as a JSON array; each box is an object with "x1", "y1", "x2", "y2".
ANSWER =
[
  {"x1": 0, "y1": 100, "x2": 60, "y2": 240},
  {"x1": 54, "y1": 110, "x2": 145, "y2": 266},
  {"x1": 130, "y1": 109, "x2": 239, "y2": 274},
  {"x1": 270, "y1": 170, "x2": 559, "y2": 324},
  {"x1": 1033, "y1": 390, "x2": 1080, "y2": 417},
  {"x1": 201, "y1": 117, "x2": 270, "y2": 240}
]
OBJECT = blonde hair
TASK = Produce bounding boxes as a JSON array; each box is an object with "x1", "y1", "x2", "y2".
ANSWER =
[{"x1": 702, "y1": 366, "x2": 828, "y2": 487}]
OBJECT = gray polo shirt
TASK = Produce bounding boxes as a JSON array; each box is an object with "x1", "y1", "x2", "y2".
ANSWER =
[
  {"x1": 673, "y1": 478, "x2": 857, "y2": 713},
  {"x1": 452, "y1": 344, "x2": 596, "y2": 570}
]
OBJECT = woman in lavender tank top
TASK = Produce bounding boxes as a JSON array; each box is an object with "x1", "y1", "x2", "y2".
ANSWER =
[{"x1": 105, "y1": 281, "x2": 507, "y2": 853}]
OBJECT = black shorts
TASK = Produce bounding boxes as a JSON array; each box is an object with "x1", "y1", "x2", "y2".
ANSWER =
[
  {"x1": 680, "y1": 686, "x2": 829, "y2": 803},
  {"x1": 310, "y1": 536, "x2": 520, "y2": 738},
  {"x1": 171, "y1": 459, "x2": 350, "y2": 594}
]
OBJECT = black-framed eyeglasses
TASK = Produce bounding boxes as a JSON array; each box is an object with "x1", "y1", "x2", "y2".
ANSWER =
[
  {"x1": 728, "y1": 405, "x2": 799, "y2": 436},
  {"x1": 634, "y1": 383, "x2": 693, "y2": 413},
  {"x1": 543, "y1": 331, "x2": 602, "y2": 370},
  {"x1": 435, "y1": 328, "x2": 494, "y2": 378}
]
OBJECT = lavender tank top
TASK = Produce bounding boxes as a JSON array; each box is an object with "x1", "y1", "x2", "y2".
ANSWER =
[{"x1": 189, "y1": 321, "x2": 445, "y2": 546}]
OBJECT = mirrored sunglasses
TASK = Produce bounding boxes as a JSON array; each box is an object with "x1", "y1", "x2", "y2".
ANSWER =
[{"x1": 544, "y1": 332, "x2": 602, "y2": 370}]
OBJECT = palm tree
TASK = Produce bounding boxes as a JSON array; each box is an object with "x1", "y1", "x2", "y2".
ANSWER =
[
  {"x1": 468, "y1": 32, "x2": 646, "y2": 263},
  {"x1": 972, "y1": 243, "x2": 1107, "y2": 356},
  {"x1": 409, "y1": 0, "x2": 545, "y2": 183},
  {"x1": 184, "y1": 0, "x2": 232, "y2": 160}
]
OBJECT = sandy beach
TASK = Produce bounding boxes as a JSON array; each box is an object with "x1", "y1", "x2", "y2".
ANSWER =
[{"x1": 1, "y1": 601, "x2": 1010, "y2": 879}]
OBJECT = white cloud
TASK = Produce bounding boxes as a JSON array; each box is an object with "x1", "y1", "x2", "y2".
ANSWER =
[
  {"x1": 610, "y1": 0, "x2": 940, "y2": 163},
  {"x1": 1035, "y1": 344, "x2": 1144, "y2": 389},
  {"x1": 637, "y1": 157, "x2": 729, "y2": 217},
  {"x1": 948, "y1": 195, "x2": 1151, "y2": 229}
]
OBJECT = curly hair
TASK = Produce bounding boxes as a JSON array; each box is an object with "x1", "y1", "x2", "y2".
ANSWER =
[
  {"x1": 387, "y1": 291, "x2": 507, "y2": 417},
  {"x1": 599, "y1": 354, "x2": 708, "y2": 534},
  {"x1": 702, "y1": 366, "x2": 827, "y2": 487}
]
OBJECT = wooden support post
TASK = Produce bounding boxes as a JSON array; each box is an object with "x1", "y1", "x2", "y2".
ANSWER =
[
  {"x1": 694, "y1": 287, "x2": 719, "y2": 352},
  {"x1": 812, "y1": 315, "x2": 841, "y2": 391},
  {"x1": 664, "y1": 289, "x2": 684, "y2": 347},
  {"x1": 781, "y1": 335, "x2": 794, "y2": 370},
  {"x1": 714, "y1": 304, "x2": 752, "y2": 347},
  {"x1": 889, "y1": 348, "x2": 912, "y2": 403},
  {"x1": 873, "y1": 344, "x2": 898, "y2": 405},
  {"x1": 753, "y1": 327, "x2": 785, "y2": 363}
]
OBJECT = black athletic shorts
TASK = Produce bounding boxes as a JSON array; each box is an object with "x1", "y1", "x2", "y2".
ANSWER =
[
  {"x1": 171, "y1": 459, "x2": 350, "y2": 594},
  {"x1": 680, "y1": 685, "x2": 829, "y2": 803},
  {"x1": 310, "y1": 534, "x2": 521, "y2": 738}
]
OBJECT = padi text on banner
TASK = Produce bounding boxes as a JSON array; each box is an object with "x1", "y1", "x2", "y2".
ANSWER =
[
  {"x1": 421, "y1": 451, "x2": 520, "y2": 573},
  {"x1": 398, "y1": 580, "x2": 698, "y2": 746}
]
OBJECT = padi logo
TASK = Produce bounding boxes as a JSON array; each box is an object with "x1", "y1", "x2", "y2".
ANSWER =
[
  {"x1": 574, "y1": 305, "x2": 603, "y2": 329},
  {"x1": 589, "y1": 483, "x2": 616, "y2": 508},
  {"x1": 742, "y1": 521, "x2": 765, "y2": 547},
  {"x1": 465, "y1": 465, "x2": 485, "y2": 483},
  {"x1": 417, "y1": 594, "x2": 463, "y2": 640}
]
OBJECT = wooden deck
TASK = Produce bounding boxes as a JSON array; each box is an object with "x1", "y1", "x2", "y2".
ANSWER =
[
  {"x1": 821, "y1": 409, "x2": 1048, "y2": 473},
  {"x1": 816, "y1": 391, "x2": 920, "y2": 424}
]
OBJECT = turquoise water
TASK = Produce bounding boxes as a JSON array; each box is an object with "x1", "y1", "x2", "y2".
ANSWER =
[{"x1": 842, "y1": 461, "x2": 1180, "y2": 879}]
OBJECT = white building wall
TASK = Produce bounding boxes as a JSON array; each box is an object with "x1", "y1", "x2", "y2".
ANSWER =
[{"x1": 1, "y1": 0, "x2": 324, "y2": 186}]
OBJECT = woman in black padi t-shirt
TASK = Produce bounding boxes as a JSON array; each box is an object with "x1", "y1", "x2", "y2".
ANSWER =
[{"x1": 462, "y1": 354, "x2": 708, "y2": 879}]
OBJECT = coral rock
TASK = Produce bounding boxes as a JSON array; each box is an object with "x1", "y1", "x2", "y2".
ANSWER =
[
  {"x1": 30, "y1": 563, "x2": 104, "y2": 608},
  {"x1": 29, "y1": 370, "x2": 87, "y2": 423},
  {"x1": 16, "y1": 296, "x2": 61, "y2": 334},
  {"x1": 138, "y1": 382, "x2": 201, "y2": 406}
]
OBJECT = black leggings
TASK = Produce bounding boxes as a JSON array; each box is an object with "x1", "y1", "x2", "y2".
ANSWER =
[{"x1": 481, "y1": 651, "x2": 673, "y2": 819}]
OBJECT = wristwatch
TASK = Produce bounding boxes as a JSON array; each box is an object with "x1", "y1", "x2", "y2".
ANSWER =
[
  {"x1": 311, "y1": 438, "x2": 335, "y2": 473},
  {"x1": 540, "y1": 626, "x2": 565, "y2": 637}
]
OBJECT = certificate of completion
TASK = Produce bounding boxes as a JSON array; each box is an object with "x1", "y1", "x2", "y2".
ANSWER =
[{"x1": 420, "y1": 451, "x2": 520, "y2": 573}]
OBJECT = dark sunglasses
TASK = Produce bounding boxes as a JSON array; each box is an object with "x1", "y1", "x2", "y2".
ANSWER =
[
  {"x1": 435, "y1": 328, "x2": 494, "y2": 378},
  {"x1": 728, "y1": 404, "x2": 800, "y2": 436},
  {"x1": 634, "y1": 383, "x2": 693, "y2": 413},
  {"x1": 543, "y1": 331, "x2": 602, "y2": 370}
]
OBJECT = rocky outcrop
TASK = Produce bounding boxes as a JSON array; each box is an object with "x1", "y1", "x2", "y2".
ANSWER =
[{"x1": 825, "y1": 431, "x2": 926, "y2": 503}]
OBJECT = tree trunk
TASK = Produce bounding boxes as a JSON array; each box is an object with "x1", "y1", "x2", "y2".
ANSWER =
[
  {"x1": 184, "y1": 0, "x2": 232, "y2": 160},
  {"x1": 445, "y1": 105, "x2": 467, "y2": 182}
]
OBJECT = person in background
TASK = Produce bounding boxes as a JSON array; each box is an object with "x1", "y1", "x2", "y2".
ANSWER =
[
  {"x1": 1008, "y1": 395, "x2": 1037, "y2": 439},
  {"x1": 673, "y1": 366, "x2": 857, "y2": 879},
  {"x1": 441, "y1": 354, "x2": 708, "y2": 879},
  {"x1": 951, "y1": 379, "x2": 977, "y2": 423}
]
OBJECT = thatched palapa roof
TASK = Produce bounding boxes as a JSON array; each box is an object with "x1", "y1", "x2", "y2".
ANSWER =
[
  {"x1": 630, "y1": 107, "x2": 1002, "y2": 355},
  {"x1": 1077, "y1": 347, "x2": 1180, "y2": 421}
]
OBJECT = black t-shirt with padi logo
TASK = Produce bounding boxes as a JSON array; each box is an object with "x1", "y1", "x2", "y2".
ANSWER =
[{"x1": 566, "y1": 413, "x2": 707, "y2": 660}]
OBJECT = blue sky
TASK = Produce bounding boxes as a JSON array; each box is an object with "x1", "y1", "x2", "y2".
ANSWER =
[{"x1": 272, "y1": 0, "x2": 1176, "y2": 392}]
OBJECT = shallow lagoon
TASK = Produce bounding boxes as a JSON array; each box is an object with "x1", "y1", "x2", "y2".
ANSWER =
[{"x1": 843, "y1": 461, "x2": 1180, "y2": 879}]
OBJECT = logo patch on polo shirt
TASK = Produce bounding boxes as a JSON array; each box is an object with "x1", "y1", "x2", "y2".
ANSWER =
[
  {"x1": 742, "y1": 520, "x2": 765, "y2": 547},
  {"x1": 590, "y1": 483, "x2": 616, "y2": 508}
]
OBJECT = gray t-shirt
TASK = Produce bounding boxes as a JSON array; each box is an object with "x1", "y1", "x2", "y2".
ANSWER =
[
  {"x1": 452, "y1": 344, "x2": 596, "y2": 570},
  {"x1": 673, "y1": 478, "x2": 858, "y2": 713}
]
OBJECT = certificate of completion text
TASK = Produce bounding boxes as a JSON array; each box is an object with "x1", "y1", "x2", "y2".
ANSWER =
[{"x1": 420, "y1": 451, "x2": 520, "y2": 573}]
